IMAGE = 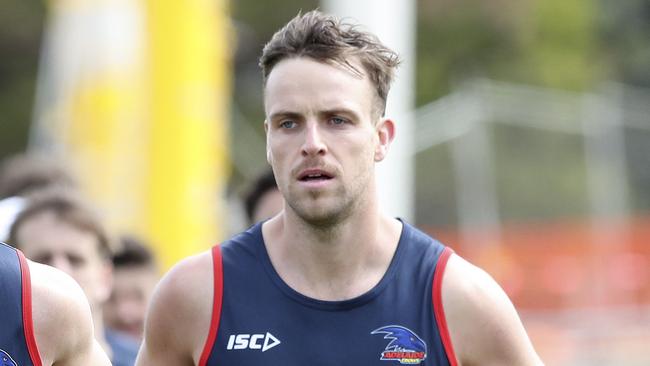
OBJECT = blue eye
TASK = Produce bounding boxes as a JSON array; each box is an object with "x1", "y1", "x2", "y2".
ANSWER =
[
  {"x1": 280, "y1": 120, "x2": 297, "y2": 129},
  {"x1": 330, "y1": 117, "x2": 346, "y2": 125}
]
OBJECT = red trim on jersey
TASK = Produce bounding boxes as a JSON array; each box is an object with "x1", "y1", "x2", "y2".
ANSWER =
[
  {"x1": 432, "y1": 247, "x2": 458, "y2": 366},
  {"x1": 198, "y1": 246, "x2": 224, "y2": 366},
  {"x1": 17, "y1": 250, "x2": 43, "y2": 366}
]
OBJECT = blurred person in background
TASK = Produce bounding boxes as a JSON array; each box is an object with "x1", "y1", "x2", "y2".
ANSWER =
[
  {"x1": 0, "y1": 153, "x2": 77, "y2": 241},
  {"x1": 137, "y1": 10, "x2": 542, "y2": 366},
  {"x1": 0, "y1": 242, "x2": 111, "y2": 365},
  {"x1": 243, "y1": 169, "x2": 283, "y2": 225},
  {"x1": 104, "y1": 235, "x2": 159, "y2": 344},
  {"x1": 7, "y1": 188, "x2": 139, "y2": 366}
]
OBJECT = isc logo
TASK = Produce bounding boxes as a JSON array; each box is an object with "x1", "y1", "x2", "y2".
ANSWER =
[{"x1": 226, "y1": 332, "x2": 281, "y2": 352}]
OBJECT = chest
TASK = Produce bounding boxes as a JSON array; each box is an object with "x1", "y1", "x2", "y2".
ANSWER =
[{"x1": 205, "y1": 263, "x2": 450, "y2": 366}]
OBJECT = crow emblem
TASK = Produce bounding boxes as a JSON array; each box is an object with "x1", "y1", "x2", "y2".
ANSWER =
[
  {"x1": 371, "y1": 325, "x2": 427, "y2": 364},
  {"x1": 0, "y1": 350, "x2": 17, "y2": 366}
]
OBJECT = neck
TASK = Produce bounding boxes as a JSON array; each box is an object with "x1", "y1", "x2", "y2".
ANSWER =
[{"x1": 263, "y1": 199, "x2": 402, "y2": 301}]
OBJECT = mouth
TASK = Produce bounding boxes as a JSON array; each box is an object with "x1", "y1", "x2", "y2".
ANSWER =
[{"x1": 298, "y1": 169, "x2": 334, "y2": 182}]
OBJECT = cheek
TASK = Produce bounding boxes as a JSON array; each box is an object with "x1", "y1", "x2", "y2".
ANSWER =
[
  {"x1": 267, "y1": 138, "x2": 284, "y2": 162},
  {"x1": 339, "y1": 138, "x2": 376, "y2": 180},
  {"x1": 354, "y1": 132, "x2": 379, "y2": 161},
  {"x1": 268, "y1": 139, "x2": 296, "y2": 174}
]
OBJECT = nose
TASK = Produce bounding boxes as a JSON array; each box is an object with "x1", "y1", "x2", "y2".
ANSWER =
[
  {"x1": 117, "y1": 298, "x2": 142, "y2": 323},
  {"x1": 50, "y1": 254, "x2": 74, "y2": 275},
  {"x1": 301, "y1": 122, "x2": 327, "y2": 157}
]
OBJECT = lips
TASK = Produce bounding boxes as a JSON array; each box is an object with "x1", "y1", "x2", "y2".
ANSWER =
[{"x1": 297, "y1": 169, "x2": 334, "y2": 182}]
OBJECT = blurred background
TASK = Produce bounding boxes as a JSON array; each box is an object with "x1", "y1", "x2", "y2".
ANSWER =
[{"x1": 1, "y1": 0, "x2": 649, "y2": 364}]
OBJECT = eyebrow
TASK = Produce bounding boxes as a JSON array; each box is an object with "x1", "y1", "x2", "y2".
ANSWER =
[
  {"x1": 268, "y1": 111, "x2": 302, "y2": 122},
  {"x1": 319, "y1": 108, "x2": 360, "y2": 120},
  {"x1": 268, "y1": 107, "x2": 362, "y2": 122}
]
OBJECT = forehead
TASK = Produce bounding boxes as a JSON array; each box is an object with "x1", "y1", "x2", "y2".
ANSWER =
[
  {"x1": 16, "y1": 211, "x2": 101, "y2": 255},
  {"x1": 113, "y1": 266, "x2": 158, "y2": 285},
  {"x1": 264, "y1": 57, "x2": 375, "y2": 117}
]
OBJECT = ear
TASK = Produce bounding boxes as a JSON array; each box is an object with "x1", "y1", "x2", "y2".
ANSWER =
[
  {"x1": 374, "y1": 118, "x2": 395, "y2": 162},
  {"x1": 264, "y1": 120, "x2": 273, "y2": 165}
]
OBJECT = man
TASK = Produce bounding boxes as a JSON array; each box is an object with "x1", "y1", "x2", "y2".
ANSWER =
[
  {"x1": 137, "y1": 10, "x2": 543, "y2": 365},
  {"x1": 8, "y1": 189, "x2": 139, "y2": 366},
  {"x1": 0, "y1": 242, "x2": 110, "y2": 365},
  {"x1": 104, "y1": 236, "x2": 159, "y2": 343},
  {"x1": 243, "y1": 169, "x2": 283, "y2": 224}
]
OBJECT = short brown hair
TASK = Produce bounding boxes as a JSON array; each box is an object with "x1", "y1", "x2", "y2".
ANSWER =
[
  {"x1": 0, "y1": 154, "x2": 76, "y2": 200},
  {"x1": 243, "y1": 169, "x2": 277, "y2": 224},
  {"x1": 8, "y1": 188, "x2": 112, "y2": 260},
  {"x1": 113, "y1": 235, "x2": 157, "y2": 270},
  {"x1": 259, "y1": 10, "x2": 401, "y2": 118}
]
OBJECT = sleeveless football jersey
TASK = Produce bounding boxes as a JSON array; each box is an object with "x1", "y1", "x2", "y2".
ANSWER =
[
  {"x1": 198, "y1": 221, "x2": 457, "y2": 366},
  {"x1": 0, "y1": 243, "x2": 41, "y2": 366}
]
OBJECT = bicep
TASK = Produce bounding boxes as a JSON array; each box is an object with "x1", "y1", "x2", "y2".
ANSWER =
[
  {"x1": 61, "y1": 340, "x2": 111, "y2": 366},
  {"x1": 136, "y1": 253, "x2": 214, "y2": 366},
  {"x1": 442, "y1": 254, "x2": 543, "y2": 366},
  {"x1": 30, "y1": 262, "x2": 108, "y2": 366},
  {"x1": 136, "y1": 288, "x2": 195, "y2": 366},
  {"x1": 136, "y1": 341, "x2": 193, "y2": 366},
  {"x1": 89, "y1": 341, "x2": 112, "y2": 366}
]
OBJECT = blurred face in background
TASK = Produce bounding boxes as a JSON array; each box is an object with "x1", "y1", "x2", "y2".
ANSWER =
[
  {"x1": 252, "y1": 188, "x2": 284, "y2": 223},
  {"x1": 104, "y1": 264, "x2": 158, "y2": 341},
  {"x1": 13, "y1": 210, "x2": 112, "y2": 310}
]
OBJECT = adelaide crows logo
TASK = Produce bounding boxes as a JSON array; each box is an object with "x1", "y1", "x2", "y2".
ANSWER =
[
  {"x1": 0, "y1": 350, "x2": 17, "y2": 366},
  {"x1": 371, "y1": 325, "x2": 427, "y2": 364}
]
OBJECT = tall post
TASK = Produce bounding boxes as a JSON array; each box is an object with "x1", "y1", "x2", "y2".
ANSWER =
[
  {"x1": 449, "y1": 87, "x2": 501, "y2": 247},
  {"x1": 322, "y1": 0, "x2": 416, "y2": 221}
]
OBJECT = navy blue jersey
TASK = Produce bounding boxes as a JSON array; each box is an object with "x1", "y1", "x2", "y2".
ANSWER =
[
  {"x1": 0, "y1": 243, "x2": 41, "y2": 366},
  {"x1": 198, "y1": 221, "x2": 457, "y2": 366}
]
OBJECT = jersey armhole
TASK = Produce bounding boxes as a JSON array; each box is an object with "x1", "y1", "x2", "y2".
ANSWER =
[
  {"x1": 198, "y1": 245, "x2": 224, "y2": 366},
  {"x1": 432, "y1": 247, "x2": 458, "y2": 366},
  {"x1": 17, "y1": 250, "x2": 43, "y2": 366}
]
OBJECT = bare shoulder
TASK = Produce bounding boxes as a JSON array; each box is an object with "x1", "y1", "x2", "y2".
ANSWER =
[
  {"x1": 137, "y1": 250, "x2": 215, "y2": 365},
  {"x1": 441, "y1": 253, "x2": 544, "y2": 366},
  {"x1": 28, "y1": 261, "x2": 106, "y2": 365},
  {"x1": 146, "y1": 250, "x2": 214, "y2": 331},
  {"x1": 29, "y1": 259, "x2": 90, "y2": 316}
]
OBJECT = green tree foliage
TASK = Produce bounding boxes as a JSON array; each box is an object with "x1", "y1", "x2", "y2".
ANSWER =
[
  {"x1": 0, "y1": 0, "x2": 45, "y2": 158},
  {"x1": 598, "y1": 0, "x2": 650, "y2": 87},
  {"x1": 517, "y1": 0, "x2": 601, "y2": 90},
  {"x1": 416, "y1": 0, "x2": 602, "y2": 106}
]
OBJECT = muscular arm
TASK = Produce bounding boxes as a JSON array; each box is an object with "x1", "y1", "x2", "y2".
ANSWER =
[
  {"x1": 442, "y1": 254, "x2": 544, "y2": 366},
  {"x1": 29, "y1": 261, "x2": 111, "y2": 366},
  {"x1": 136, "y1": 252, "x2": 214, "y2": 366}
]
